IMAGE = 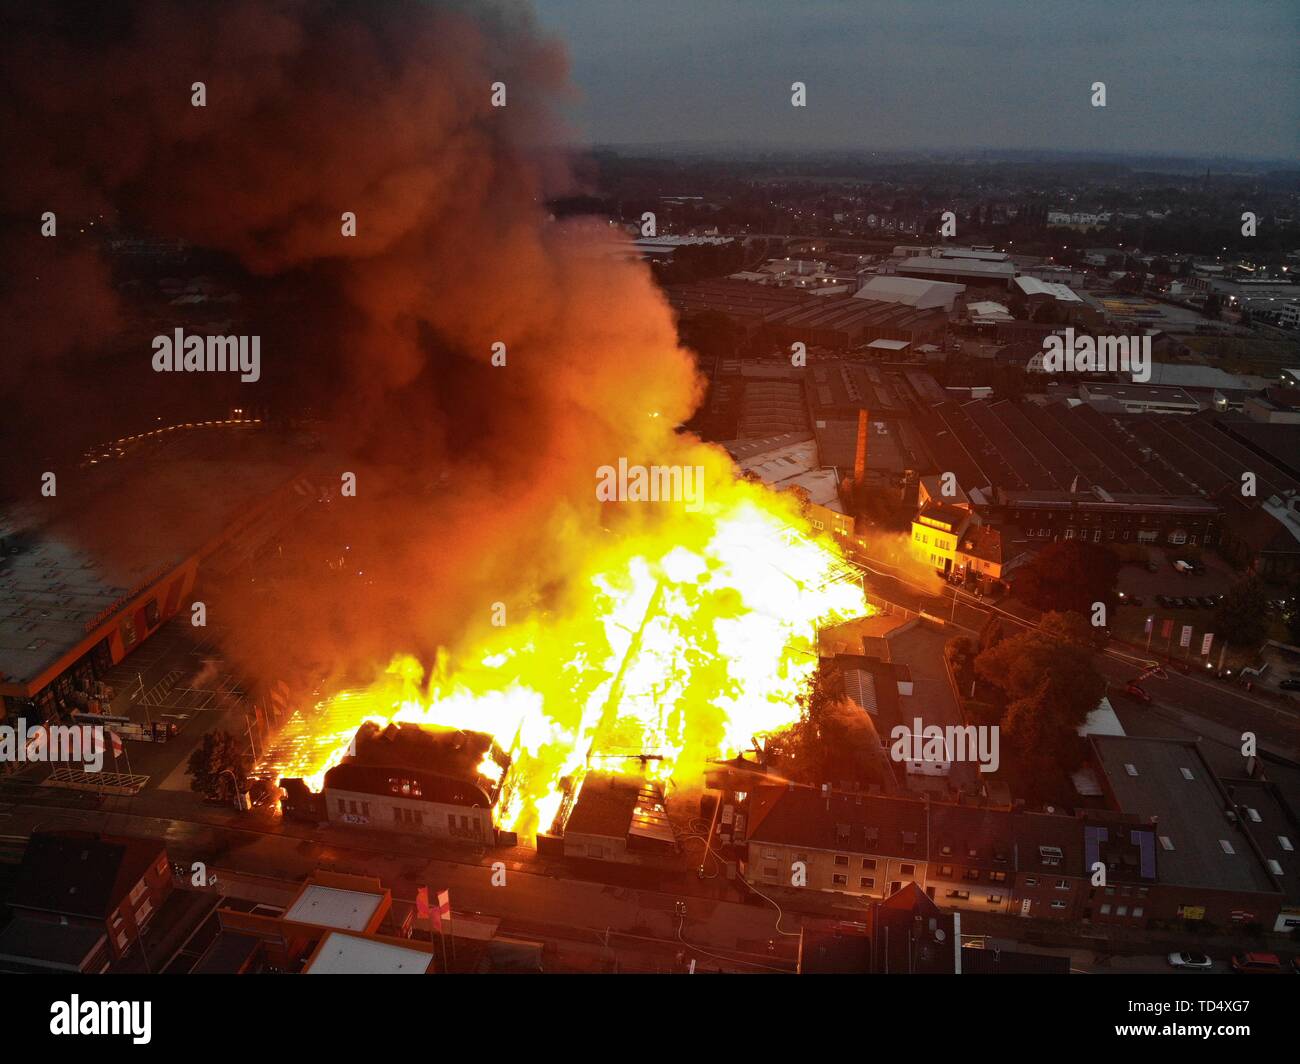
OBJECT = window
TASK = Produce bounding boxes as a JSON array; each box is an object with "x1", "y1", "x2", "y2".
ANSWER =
[
  {"x1": 1132, "y1": 907, "x2": 1144, "y2": 918},
  {"x1": 1039, "y1": 846, "x2": 1063, "y2": 866},
  {"x1": 763, "y1": 866, "x2": 778, "y2": 879},
  {"x1": 1159, "y1": 835, "x2": 1174, "y2": 851},
  {"x1": 1055, "y1": 879, "x2": 1070, "y2": 890},
  {"x1": 989, "y1": 871, "x2": 1007, "y2": 883},
  {"x1": 762, "y1": 849, "x2": 778, "y2": 860},
  {"x1": 832, "y1": 874, "x2": 848, "y2": 886},
  {"x1": 338, "y1": 799, "x2": 347, "y2": 813},
  {"x1": 860, "y1": 877, "x2": 875, "y2": 889},
  {"x1": 1050, "y1": 900, "x2": 1067, "y2": 910},
  {"x1": 945, "y1": 890, "x2": 970, "y2": 901},
  {"x1": 1024, "y1": 876, "x2": 1038, "y2": 887},
  {"x1": 1218, "y1": 840, "x2": 1235, "y2": 855},
  {"x1": 964, "y1": 869, "x2": 980, "y2": 881},
  {"x1": 1100, "y1": 904, "x2": 1111, "y2": 915},
  {"x1": 834, "y1": 854, "x2": 849, "y2": 867},
  {"x1": 939, "y1": 865, "x2": 954, "y2": 877},
  {"x1": 861, "y1": 858, "x2": 876, "y2": 870},
  {"x1": 900, "y1": 864, "x2": 915, "y2": 876},
  {"x1": 1116, "y1": 906, "x2": 1128, "y2": 917},
  {"x1": 1280, "y1": 836, "x2": 1294, "y2": 852},
  {"x1": 987, "y1": 895, "x2": 1002, "y2": 904}
]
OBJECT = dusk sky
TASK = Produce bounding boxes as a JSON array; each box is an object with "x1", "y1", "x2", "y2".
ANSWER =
[{"x1": 534, "y1": 0, "x2": 1300, "y2": 158}]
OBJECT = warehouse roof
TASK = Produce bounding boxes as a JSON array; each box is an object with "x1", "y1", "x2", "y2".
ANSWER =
[{"x1": 856, "y1": 275, "x2": 965, "y2": 309}]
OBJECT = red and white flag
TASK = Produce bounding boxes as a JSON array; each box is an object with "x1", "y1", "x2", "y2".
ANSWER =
[
  {"x1": 433, "y1": 889, "x2": 451, "y2": 932},
  {"x1": 110, "y1": 730, "x2": 124, "y2": 759}
]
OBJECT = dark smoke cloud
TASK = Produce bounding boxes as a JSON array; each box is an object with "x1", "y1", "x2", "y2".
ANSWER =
[{"x1": 1, "y1": 0, "x2": 704, "y2": 685}]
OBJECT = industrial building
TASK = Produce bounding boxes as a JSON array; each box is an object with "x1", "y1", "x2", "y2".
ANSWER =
[{"x1": 0, "y1": 425, "x2": 320, "y2": 730}]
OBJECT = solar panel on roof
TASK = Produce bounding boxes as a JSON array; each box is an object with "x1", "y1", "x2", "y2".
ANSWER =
[{"x1": 1133, "y1": 830, "x2": 1157, "y2": 879}]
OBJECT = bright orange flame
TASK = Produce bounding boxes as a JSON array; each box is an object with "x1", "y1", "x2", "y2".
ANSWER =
[{"x1": 258, "y1": 475, "x2": 869, "y2": 838}]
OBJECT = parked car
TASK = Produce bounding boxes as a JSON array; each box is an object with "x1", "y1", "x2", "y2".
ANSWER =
[
  {"x1": 1156, "y1": 594, "x2": 1172, "y2": 607},
  {"x1": 1197, "y1": 596, "x2": 1217, "y2": 609},
  {"x1": 1167, "y1": 951, "x2": 1212, "y2": 969},
  {"x1": 1280, "y1": 680, "x2": 1300, "y2": 692},
  {"x1": 1116, "y1": 682, "x2": 1153, "y2": 704},
  {"x1": 1231, "y1": 952, "x2": 1284, "y2": 973}
]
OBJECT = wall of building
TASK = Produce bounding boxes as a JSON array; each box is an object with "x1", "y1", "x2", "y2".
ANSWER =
[
  {"x1": 325, "y1": 786, "x2": 493, "y2": 844},
  {"x1": 745, "y1": 841, "x2": 925, "y2": 899}
]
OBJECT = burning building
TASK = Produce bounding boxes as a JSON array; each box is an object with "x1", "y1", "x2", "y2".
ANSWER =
[
  {"x1": 284, "y1": 720, "x2": 512, "y2": 845},
  {"x1": 551, "y1": 770, "x2": 676, "y2": 865}
]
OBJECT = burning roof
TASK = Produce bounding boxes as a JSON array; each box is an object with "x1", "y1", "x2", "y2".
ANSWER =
[{"x1": 322, "y1": 721, "x2": 508, "y2": 810}]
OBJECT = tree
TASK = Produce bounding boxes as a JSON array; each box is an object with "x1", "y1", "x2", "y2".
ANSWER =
[
  {"x1": 767, "y1": 663, "x2": 893, "y2": 790},
  {"x1": 187, "y1": 730, "x2": 251, "y2": 802},
  {"x1": 1037, "y1": 610, "x2": 1099, "y2": 648},
  {"x1": 972, "y1": 624, "x2": 1103, "y2": 800},
  {"x1": 1214, "y1": 577, "x2": 1271, "y2": 648},
  {"x1": 1013, "y1": 540, "x2": 1120, "y2": 617},
  {"x1": 974, "y1": 628, "x2": 1104, "y2": 725}
]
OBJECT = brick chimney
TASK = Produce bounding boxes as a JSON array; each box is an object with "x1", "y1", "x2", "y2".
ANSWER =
[{"x1": 854, "y1": 408, "x2": 870, "y2": 485}]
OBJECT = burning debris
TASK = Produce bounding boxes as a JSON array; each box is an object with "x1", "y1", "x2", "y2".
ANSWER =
[{"x1": 262, "y1": 485, "x2": 870, "y2": 839}]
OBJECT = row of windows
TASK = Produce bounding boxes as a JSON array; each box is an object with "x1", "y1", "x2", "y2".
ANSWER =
[
  {"x1": 1099, "y1": 904, "x2": 1144, "y2": 917},
  {"x1": 338, "y1": 799, "x2": 372, "y2": 817}
]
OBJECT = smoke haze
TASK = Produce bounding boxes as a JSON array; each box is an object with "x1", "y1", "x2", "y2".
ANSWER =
[{"x1": 0, "y1": 0, "x2": 713, "y2": 685}]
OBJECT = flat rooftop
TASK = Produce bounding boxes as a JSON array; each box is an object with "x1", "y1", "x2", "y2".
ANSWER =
[
  {"x1": 303, "y1": 931, "x2": 434, "y2": 975},
  {"x1": 0, "y1": 425, "x2": 310, "y2": 689},
  {"x1": 1091, "y1": 736, "x2": 1278, "y2": 895},
  {"x1": 284, "y1": 885, "x2": 384, "y2": 932}
]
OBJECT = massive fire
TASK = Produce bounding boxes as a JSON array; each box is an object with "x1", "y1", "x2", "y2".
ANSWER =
[{"x1": 258, "y1": 473, "x2": 868, "y2": 838}]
